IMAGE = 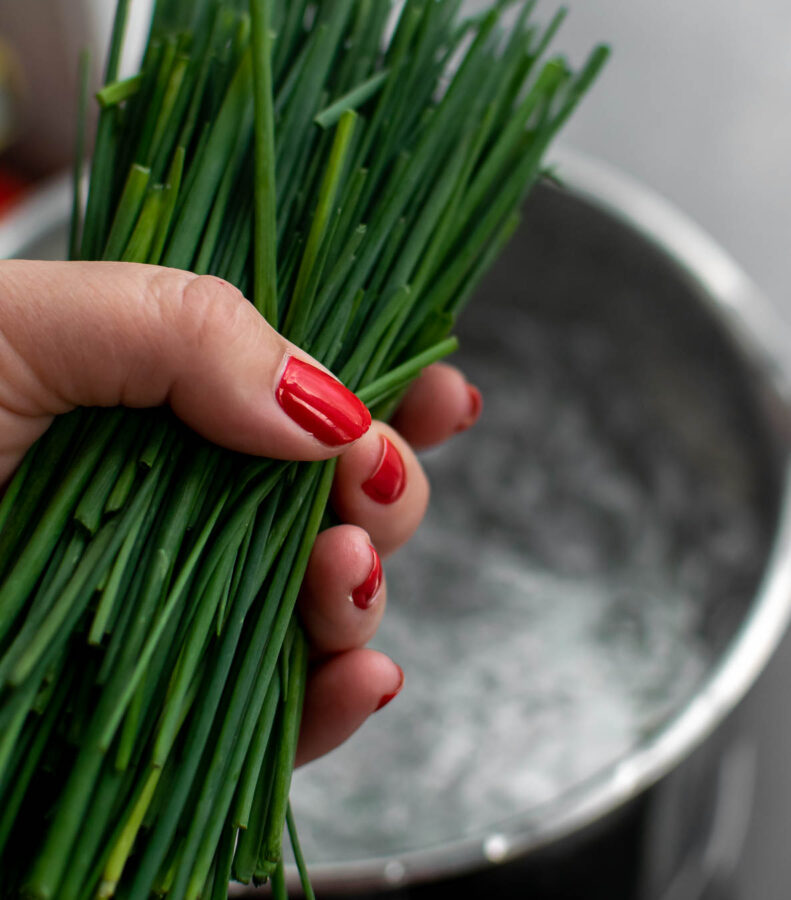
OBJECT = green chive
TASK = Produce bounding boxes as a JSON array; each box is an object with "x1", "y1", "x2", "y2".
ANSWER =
[{"x1": 0, "y1": 5, "x2": 605, "y2": 897}]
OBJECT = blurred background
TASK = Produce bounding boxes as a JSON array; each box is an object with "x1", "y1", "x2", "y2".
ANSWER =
[
  {"x1": 546, "y1": 10, "x2": 791, "y2": 896},
  {"x1": 556, "y1": 1, "x2": 791, "y2": 328},
  {"x1": 471, "y1": 9, "x2": 791, "y2": 894},
  {"x1": 0, "y1": 2, "x2": 788, "y2": 898}
]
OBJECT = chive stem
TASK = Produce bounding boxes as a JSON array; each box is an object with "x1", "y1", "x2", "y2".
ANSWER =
[{"x1": 250, "y1": 0, "x2": 279, "y2": 322}]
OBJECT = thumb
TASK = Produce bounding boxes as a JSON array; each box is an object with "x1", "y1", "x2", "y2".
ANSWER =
[{"x1": 0, "y1": 260, "x2": 371, "y2": 480}]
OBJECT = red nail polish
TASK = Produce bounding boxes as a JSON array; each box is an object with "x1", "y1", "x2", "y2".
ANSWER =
[
  {"x1": 351, "y1": 546, "x2": 383, "y2": 610},
  {"x1": 362, "y1": 437, "x2": 406, "y2": 504},
  {"x1": 276, "y1": 357, "x2": 371, "y2": 447},
  {"x1": 455, "y1": 384, "x2": 483, "y2": 434},
  {"x1": 375, "y1": 665, "x2": 404, "y2": 712}
]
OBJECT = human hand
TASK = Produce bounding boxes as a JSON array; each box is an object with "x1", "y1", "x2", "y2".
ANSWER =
[{"x1": 0, "y1": 260, "x2": 482, "y2": 765}]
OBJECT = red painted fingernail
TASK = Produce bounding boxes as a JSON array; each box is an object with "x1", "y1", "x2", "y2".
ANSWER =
[
  {"x1": 351, "y1": 545, "x2": 383, "y2": 610},
  {"x1": 455, "y1": 384, "x2": 483, "y2": 434},
  {"x1": 362, "y1": 437, "x2": 406, "y2": 504},
  {"x1": 276, "y1": 357, "x2": 371, "y2": 447},
  {"x1": 375, "y1": 665, "x2": 404, "y2": 712}
]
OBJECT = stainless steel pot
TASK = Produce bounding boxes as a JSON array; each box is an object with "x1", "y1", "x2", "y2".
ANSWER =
[{"x1": 2, "y1": 148, "x2": 790, "y2": 900}]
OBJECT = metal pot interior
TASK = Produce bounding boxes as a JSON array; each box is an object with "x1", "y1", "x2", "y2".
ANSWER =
[
  {"x1": 285, "y1": 181, "x2": 784, "y2": 888},
  {"x1": 3, "y1": 168, "x2": 788, "y2": 893}
]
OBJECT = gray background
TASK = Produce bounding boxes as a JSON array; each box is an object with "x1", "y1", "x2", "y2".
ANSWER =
[{"x1": 547, "y1": 1, "x2": 791, "y2": 325}]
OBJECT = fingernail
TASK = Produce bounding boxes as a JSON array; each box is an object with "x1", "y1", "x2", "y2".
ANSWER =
[
  {"x1": 375, "y1": 665, "x2": 404, "y2": 712},
  {"x1": 351, "y1": 545, "x2": 383, "y2": 610},
  {"x1": 362, "y1": 437, "x2": 406, "y2": 504},
  {"x1": 276, "y1": 356, "x2": 371, "y2": 447},
  {"x1": 455, "y1": 384, "x2": 483, "y2": 434}
]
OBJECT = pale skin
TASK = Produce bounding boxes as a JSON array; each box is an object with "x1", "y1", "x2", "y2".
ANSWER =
[{"x1": 0, "y1": 259, "x2": 482, "y2": 767}]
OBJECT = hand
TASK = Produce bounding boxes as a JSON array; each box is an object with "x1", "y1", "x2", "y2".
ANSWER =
[{"x1": 0, "y1": 260, "x2": 482, "y2": 765}]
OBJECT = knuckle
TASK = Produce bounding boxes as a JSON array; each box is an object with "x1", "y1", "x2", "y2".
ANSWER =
[
  {"x1": 180, "y1": 275, "x2": 249, "y2": 350},
  {"x1": 147, "y1": 271, "x2": 255, "y2": 357}
]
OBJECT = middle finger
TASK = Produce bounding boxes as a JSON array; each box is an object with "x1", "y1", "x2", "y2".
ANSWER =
[{"x1": 331, "y1": 421, "x2": 430, "y2": 558}]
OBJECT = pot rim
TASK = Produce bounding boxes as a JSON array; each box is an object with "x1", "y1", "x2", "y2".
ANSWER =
[{"x1": 2, "y1": 150, "x2": 791, "y2": 893}]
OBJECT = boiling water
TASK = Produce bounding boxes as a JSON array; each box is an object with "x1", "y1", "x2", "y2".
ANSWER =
[
  {"x1": 290, "y1": 292, "x2": 767, "y2": 863},
  {"x1": 291, "y1": 532, "x2": 711, "y2": 860}
]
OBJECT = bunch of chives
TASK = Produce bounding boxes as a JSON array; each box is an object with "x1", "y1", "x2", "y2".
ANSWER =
[{"x1": 0, "y1": 1, "x2": 607, "y2": 898}]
